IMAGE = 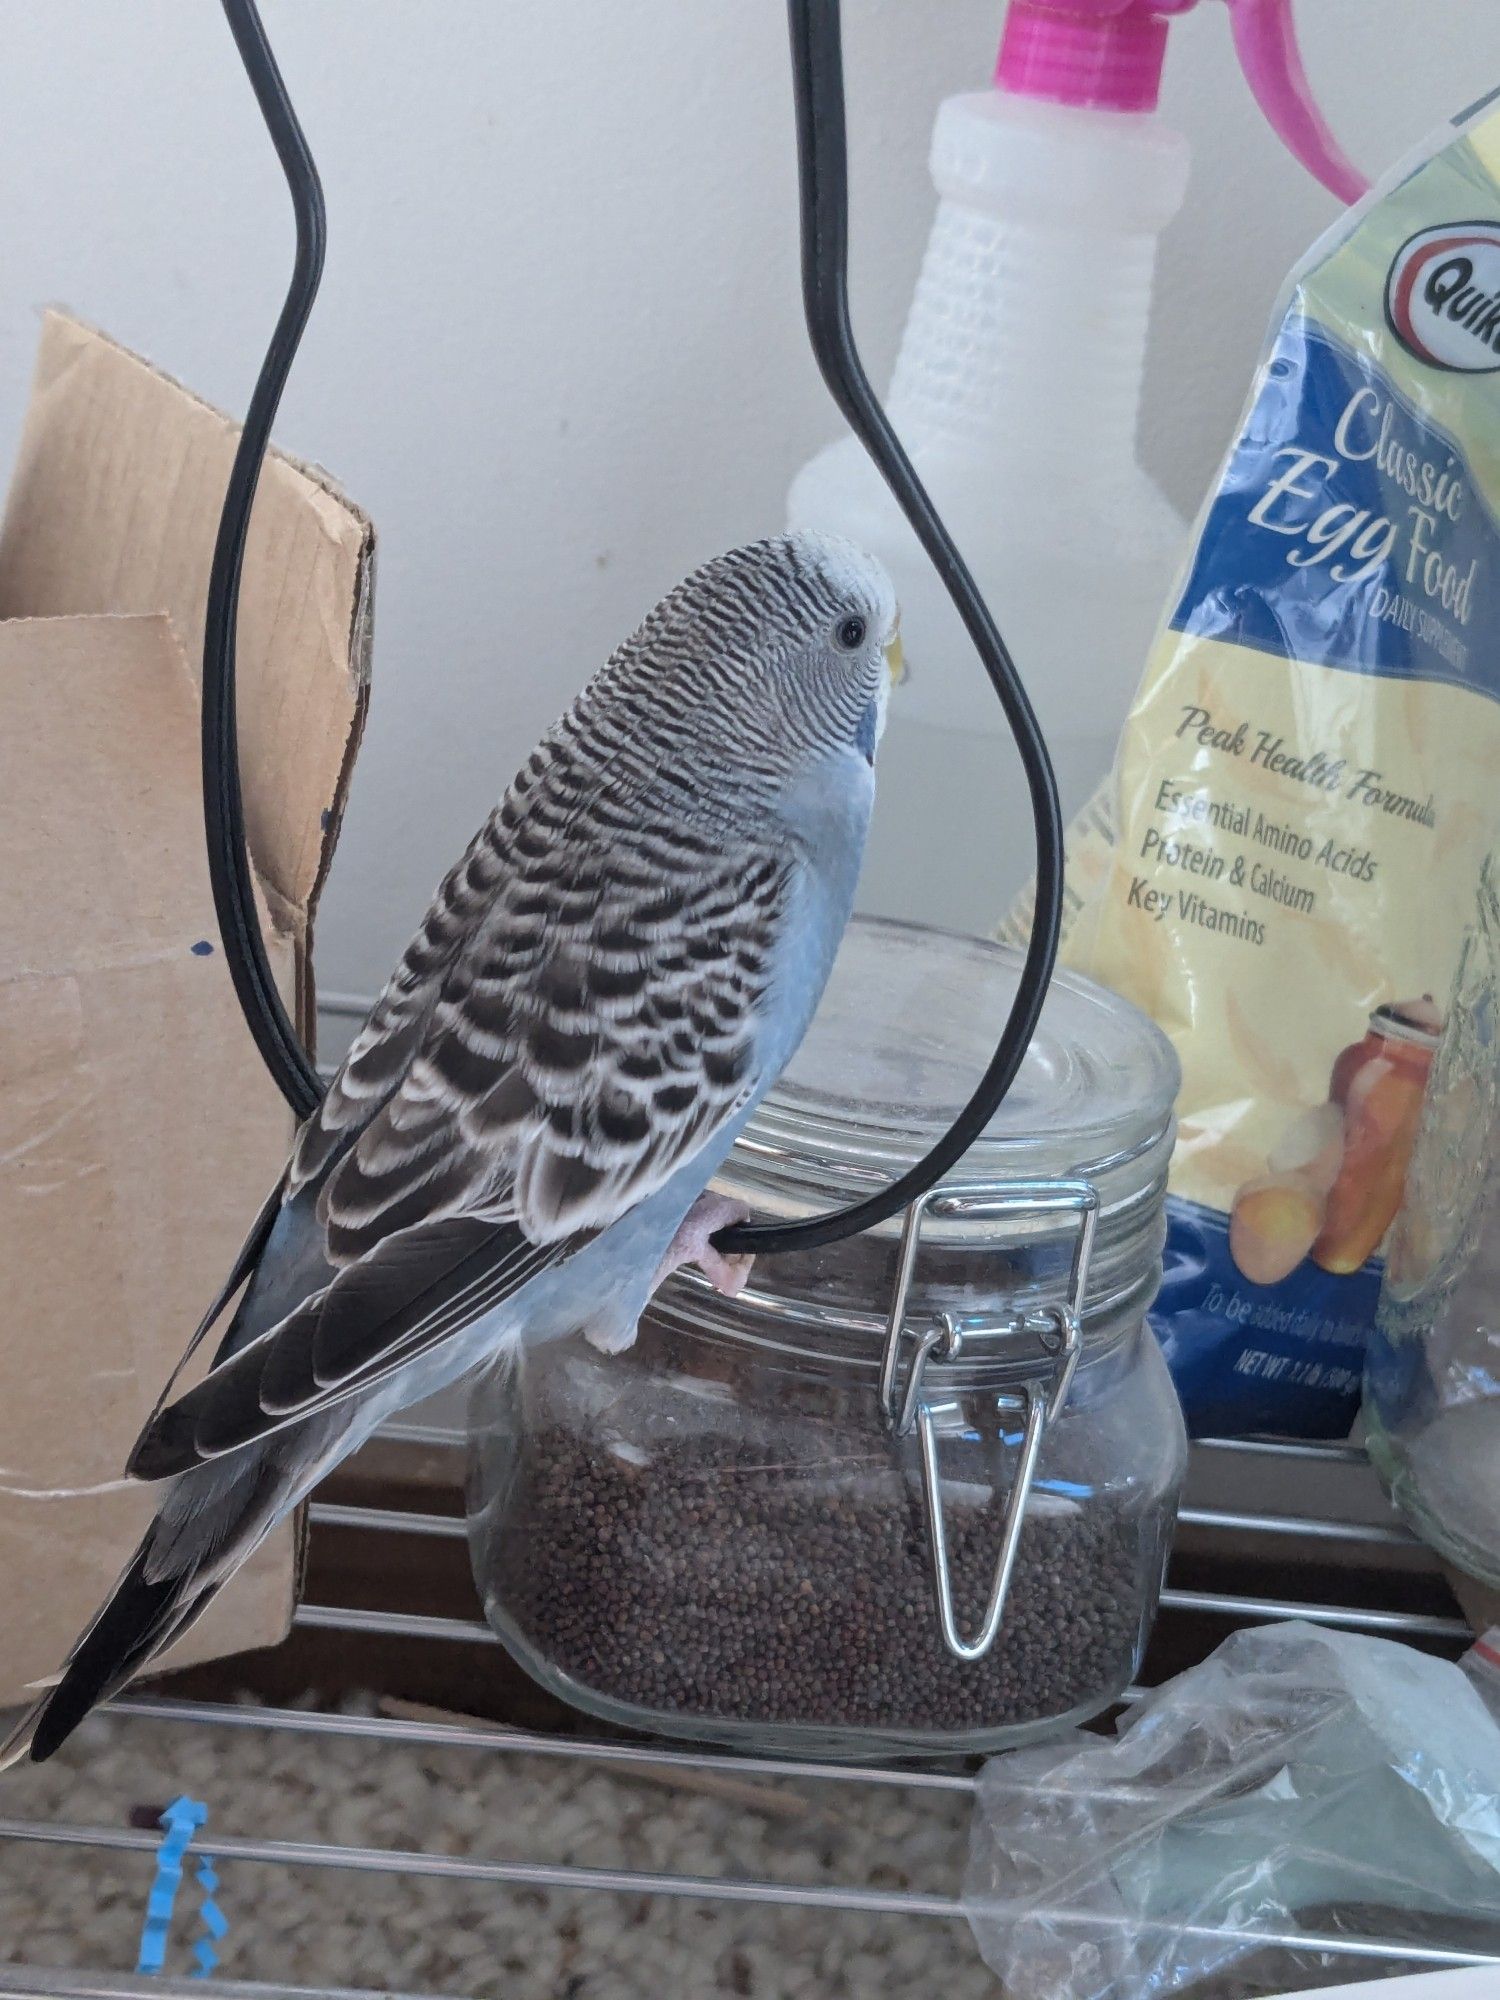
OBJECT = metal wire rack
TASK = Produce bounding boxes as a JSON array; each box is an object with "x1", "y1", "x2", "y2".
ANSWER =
[
  {"x1": 2, "y1": 996, "x2": 1494, "y2": 1994},
  {"x1": 1, "y1": 1424, "x2": 1494, "y2": 1998}
]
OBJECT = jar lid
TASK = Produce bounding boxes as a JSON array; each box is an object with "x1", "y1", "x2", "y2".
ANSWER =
[
  {"x1": 1367, "y1": 998, "x2": 1443, "y2": 1052},
  {"x1": 719, "y1": 916, "x2": 1178, "y2": 1238}
]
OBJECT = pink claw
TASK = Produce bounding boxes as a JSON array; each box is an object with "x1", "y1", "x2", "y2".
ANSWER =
[{"x1": 651, "y1": 1192, "x2": 756, "y2": 1299}]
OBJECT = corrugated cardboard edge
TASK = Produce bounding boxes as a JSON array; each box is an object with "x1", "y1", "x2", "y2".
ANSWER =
[
  {"x1": 0, "y1": 308, "x2": 376, "y2": 1045},
  {"x1": 0, "y1": 614, "x2": 301, "y2": 1700},
  {"x1": 301, "y1": 507, "x2": 374, "y2": 1039},
  {"x1": 0, "y1": 313, "x2": 376, "y2": 1707}
]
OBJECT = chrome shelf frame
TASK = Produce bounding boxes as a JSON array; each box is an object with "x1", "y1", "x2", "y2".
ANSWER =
[{"x1": 2, "y1": 1424, "x2": 1492, "y2": 1995}]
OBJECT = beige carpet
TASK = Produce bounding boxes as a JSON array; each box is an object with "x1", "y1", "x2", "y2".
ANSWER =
[{"x1": 0, "y1": 1698, "x2": 994, "y2": 1998}]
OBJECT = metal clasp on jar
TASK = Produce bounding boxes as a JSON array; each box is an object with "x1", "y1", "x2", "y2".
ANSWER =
[{"x1": 877, "y1": 1179, "x2": 1098, "y2": 1664}]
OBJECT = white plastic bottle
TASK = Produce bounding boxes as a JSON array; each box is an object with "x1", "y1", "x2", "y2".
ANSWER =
[{"x1": 789, "y1": 0, "x2": 1366, "y2": 935}]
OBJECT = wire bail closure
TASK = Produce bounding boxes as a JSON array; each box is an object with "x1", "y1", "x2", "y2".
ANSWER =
[{"x1": 878, "y1": 1180, "x2": 1098, "y2": 1662}]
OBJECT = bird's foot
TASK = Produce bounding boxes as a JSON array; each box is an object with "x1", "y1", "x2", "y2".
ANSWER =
[
  {"x1": 651, "y1": 1192, "x2": 756, "y2": 1299},
  {"x1": 582, "y1": 1310, "x2": 642, "y2": 1356},
  {"x1": 583, "y1": 1196, "x2": 756, "y2": 1357}
]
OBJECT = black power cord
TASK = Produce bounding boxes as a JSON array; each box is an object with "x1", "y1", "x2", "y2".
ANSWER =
[
  {"x1": 207, "y1": 0, "x2": 1065, "y2": 1258},
  {"x1": 204, "y1": 0, "x2": 326, "y2": 1122},
  {"x1": 719, "y1": 0, "x2": 1063, "y2": 1256}
]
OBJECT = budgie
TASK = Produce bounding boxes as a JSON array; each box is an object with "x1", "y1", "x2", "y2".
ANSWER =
[{"x1": 4, "y1": 531, "x2": 899, "y2": 1765}]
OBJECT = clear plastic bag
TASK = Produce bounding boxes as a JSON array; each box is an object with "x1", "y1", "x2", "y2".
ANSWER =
[
  {"x1": 1365, "y1": 849, "x2": 1500, "y2": 1592},
  {"x1": 964, "y1": 1621, "x2": 1500, "y2": 1999}
]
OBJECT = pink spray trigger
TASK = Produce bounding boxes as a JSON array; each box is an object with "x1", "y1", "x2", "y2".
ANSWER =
[
  {"x1": 995, "y1": 0, "x2": 1369, "y2": 205},
  {"x1": 1224, "y1": 0, "x2": 1368, "y2": 205}
]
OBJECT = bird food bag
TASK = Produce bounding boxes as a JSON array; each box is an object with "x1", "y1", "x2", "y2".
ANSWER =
[{"x1": 1030, "y1": 97, "x2": 1500, "y2": 1436}]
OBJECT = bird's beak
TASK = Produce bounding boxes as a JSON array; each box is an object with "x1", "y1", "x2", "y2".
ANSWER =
[{"x1": 883, "y1": 622, "x2": 905, "y2": 688}]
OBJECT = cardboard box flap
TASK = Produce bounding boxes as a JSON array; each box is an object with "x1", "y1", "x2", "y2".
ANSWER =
[
  {"x1": 0, "y1": 310, "x2": 373, "y2": 1711},
  {"x1": 0, "y1": 614, "x2": 277, "y2": 978},
  {"x1": 0, "y1": 612, "x2": 296, "y2": 1695},
  {"x1": 0, "y1": 311, "x2": 373, "y2": 942}
]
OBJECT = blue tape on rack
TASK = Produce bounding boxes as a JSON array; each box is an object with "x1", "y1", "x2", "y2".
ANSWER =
[
  {"x1": 193, "y1": 1854, "x2": 227, "y2": 1978},
  {"x1": 134, "y1": 1796, "x2": 208, "y2": 1978}
]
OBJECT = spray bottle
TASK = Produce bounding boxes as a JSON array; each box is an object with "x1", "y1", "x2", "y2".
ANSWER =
[{"x1": 788, "y1": 0, "x2": 1366, "y2": 934}]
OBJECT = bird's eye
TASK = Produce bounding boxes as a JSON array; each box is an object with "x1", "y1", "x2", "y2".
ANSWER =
[{"x1": 835, "y1": 615, "x2": 867, "y2": 652}]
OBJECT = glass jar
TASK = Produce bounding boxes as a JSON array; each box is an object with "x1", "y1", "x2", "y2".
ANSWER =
[
  {"x1": 468, "y1": 916, "x2": 1185, "y2": 1758},
  {"x1": 1366, "y1": 854, "x2": 1500, "y2": 1591}
]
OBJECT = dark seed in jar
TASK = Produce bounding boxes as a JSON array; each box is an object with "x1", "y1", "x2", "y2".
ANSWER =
[{"x1": 484, "y1": 1426, "x2": 1148, "y2": 1735}]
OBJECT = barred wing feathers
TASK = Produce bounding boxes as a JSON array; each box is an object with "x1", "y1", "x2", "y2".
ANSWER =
[{"x1": 129, "y1": 746, "x2": 794, "y2": 1479}]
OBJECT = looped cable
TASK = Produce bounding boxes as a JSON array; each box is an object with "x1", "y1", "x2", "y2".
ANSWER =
[
  {"x1": 203, "y1": 0, "x2": 326, "y2": 1121},
  {"x1": 715, "y1": 0, "x2": 1063, "y2": 1256},
  {"x1": 208, "y1": 0, "x2": 1064, "y2": 1258}
]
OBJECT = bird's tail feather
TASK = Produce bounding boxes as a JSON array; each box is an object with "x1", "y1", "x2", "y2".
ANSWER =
[
  {"x1": 1, "y1": 1418, "x2": 325, "y2": 1772},
  {"x1": 1, "y1": 1539, "x2": 220, "y2": 1770}
]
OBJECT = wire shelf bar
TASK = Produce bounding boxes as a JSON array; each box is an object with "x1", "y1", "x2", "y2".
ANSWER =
[
  {"x1": 0, "y1": 1816, "x2": 1491, "y2": 1969},
  {"x1": 8, "y1": 1413, "x2": 1484, "y2": 1994},
  {"x1": 311, "y1": 1497, "x2": 1425, "y2": 1553},
  {"x1": 106, "y1": 1694, "x2": 982, "y2": 1794},
  {"x1": 0, "y1": 1975, "x2": 445, "y2": 2000}
]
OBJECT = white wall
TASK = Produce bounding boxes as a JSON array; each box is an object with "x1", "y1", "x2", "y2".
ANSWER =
[{"x1": 0, "y1": 2, "x2": 1495, "y2": 999}]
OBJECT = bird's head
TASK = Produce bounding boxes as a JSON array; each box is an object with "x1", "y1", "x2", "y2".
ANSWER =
[{"x1": 617, "y1": 531, "x2": 900, "y2": 789}]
